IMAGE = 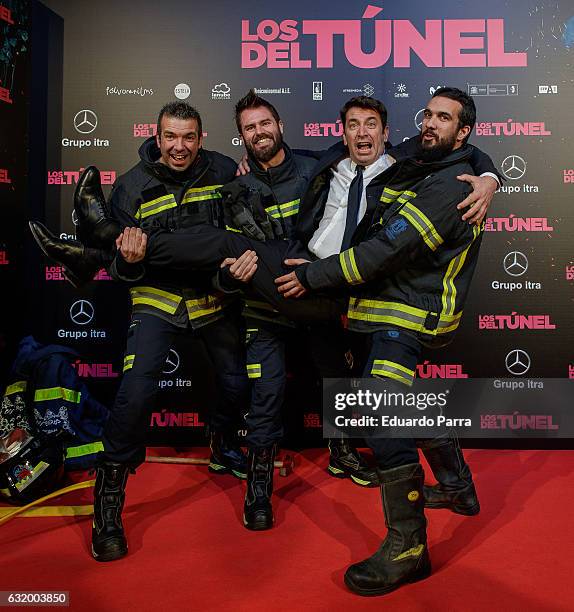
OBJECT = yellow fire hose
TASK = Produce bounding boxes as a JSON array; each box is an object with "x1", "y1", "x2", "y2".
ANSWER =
[{"x1": 0, "y1": 454, "x2": 294, "y2": 526}]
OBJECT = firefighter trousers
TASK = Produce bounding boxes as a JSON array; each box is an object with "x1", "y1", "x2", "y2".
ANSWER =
[{"x1": 101, "y1": 311, "x2": 249, "y2": 467}]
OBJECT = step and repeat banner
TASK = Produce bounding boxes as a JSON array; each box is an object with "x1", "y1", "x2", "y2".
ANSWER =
[{"x1": 3, "y1": 0, "x2": 574, "y2": 446}]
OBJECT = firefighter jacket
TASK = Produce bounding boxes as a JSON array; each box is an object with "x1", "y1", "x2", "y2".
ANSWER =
[
  {"x1": 224, "y1": 143, "x2": 317, "y2": 327},
  {"x1": 1, "y1": 336, "x2": 109, "y2": 471},
  {"x1": 108, "y1": 137, "x2": 237, "y2": 329},
  {"x1": 296, "y1": 143, "x2": 484, "y2": 348}
]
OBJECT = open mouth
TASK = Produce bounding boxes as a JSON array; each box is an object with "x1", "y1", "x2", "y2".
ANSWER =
[
  {"x1": 170, "y1": 154, "x2": 188, "y2": 163},
  {"x1": 356, "y1": 142, "x2": 373, "y2": 153},
  {"x1": 254, "y1": 136, "x2": 273, "y2": 147}
]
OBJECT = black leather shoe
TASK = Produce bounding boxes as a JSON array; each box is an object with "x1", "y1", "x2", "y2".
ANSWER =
[
  {"x1": 328, "y1": 439, "x2": 379, "y2": 487},
  {"x1": 74, "y1": 166, "x2": 120, "y2": 249},
  {"x1": 29, "y1": 220, "x2": 99, "y2": 288}
]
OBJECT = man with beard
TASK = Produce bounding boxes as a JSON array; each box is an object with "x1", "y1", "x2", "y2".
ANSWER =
[
  {"x1": 272, "y1": 87, "x2": 484, "y2": 596},
  {"x1": 219, "y1": 91, "x2": 380, "y2": 531},
  {"x1": 31, "y1": 91, "x2": 493, "y2": 557}
]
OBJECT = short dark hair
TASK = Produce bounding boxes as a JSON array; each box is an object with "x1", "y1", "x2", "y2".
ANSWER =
[
  {"x1": 431, "y1": 87, "x2": 476, "y2": 139},
  {"x1": 234, "y1": 89, "x2": 281, "y2": 133},
  {"x1": 340, "y1": 96, "x2": 387, "y2": 127},
  {"x1": 157, "y1": 101, "x2": 203, "y2": 137}
]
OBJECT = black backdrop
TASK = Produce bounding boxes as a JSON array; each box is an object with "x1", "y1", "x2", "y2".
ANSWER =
[{"x1": 1, "y1": 0, "x2": 573, "y2": 447}]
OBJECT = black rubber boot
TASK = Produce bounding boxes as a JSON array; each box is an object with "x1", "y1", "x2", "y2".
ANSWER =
[
  {"x1": 29, "y1": 221, "x2": 102, "y2": 288},
  {"x1": 243, "y1": 445, "x2": 276, "y2": 531},
  {"x1": 419, "y1": 433, "x2": 480, "y2": 516},
  {"x1": 328, "y1": 439, "x2": 379, "y2": 487},
  {"x1": 74, "y1": 166, "x2": 121, "y2": 249},
  {"x1": 208, "y1": 431, "x2": 247, "y2": 479},
  {"x1": 344, "y1": 462, "x2": 431, "y2": 597},
  {"x1": 92, "y1": 461, "x2": 130, "y2": 562}
]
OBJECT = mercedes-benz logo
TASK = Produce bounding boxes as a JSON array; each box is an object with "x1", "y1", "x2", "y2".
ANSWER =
[
  {"x1": 163, "y1": 349, "x2": 180, "y2": 374},
  {"x1": 69, "y1": 300, "x2": 94, "y2": 325},
  {"x1": 414, "y1": 108, "x2": 425, "y2": 130},
  {"x1": 503, "y1": 251, "x2": 528, "y2": 277},
  {"x1": 73, "y1": 110, "x2": 98, "y2": 134},
  {"x1": 501, "y1": 155, "x2": 526, "y2": 181},
  {"x1": 505, "y1": 349, "x2": 531, "y2": 376}
]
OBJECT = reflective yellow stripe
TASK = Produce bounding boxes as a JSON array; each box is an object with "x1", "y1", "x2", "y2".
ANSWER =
[
  {"x1": 247, "y1": 363, "x2": 262, "y2": 379},
  {"x1": 182, "y1": 185, "x2": 223, "y2": 204},
  {"x1": 4, "y1": 381, "x2": 27, "y2": 396},
  {"x1": 183, "y1": 184, "x2": 223, "y2": 195},
  {"x1": 393, "y1": 544, "x2": 425, "y2": 561},
  {"x1": 225, "y1": 225, "x2": 242, "y2": 233},
  {"x1": 277, "y1": 198, "x2": 300, "y2": 217},
  {"x1": 347, "y1": 298, "x2": 462, "y2": 336},
  {"x1": 266, "y1": 198, "x2": 300, "y2": 219},
  {"x1": 380, "y1": 187, "x2": 416, "y2": 204},
  {"x1": 399, "y1": 202, "x2": 443, "y2": 251},
  {"x1": 182, "y1": 192, "x2": 222, "y2": 204},
  {"x1": 339, "y1": 248, "x2": 363, "y2": 285},
  {"x1": 136, "y1": 194, "x2": 177, "y2": 220},
  {"x1": 383, "y1": 187, "x2": 402, "y2": 196},
  {"x1": 371, "y1": 360, "x2": 415, "y2": 386},
  {"x1": 130, "y1": 286, "x2": 181, "y2": 315},
  {"x1": 65, "y1": 441, "x2": 104, "y2": 459},
  {"x1": 185, "y1": 294, "x2": 227, "y2": 320},
  {"x1": 441, "y1": 225, "x2": 482, "y2": 316},
  {"x1": 123, "y1": 354, "x2": 135, "y2": 372},
  {"x1": 34, "y1": 387, "x2": 81, "y2": 403}
]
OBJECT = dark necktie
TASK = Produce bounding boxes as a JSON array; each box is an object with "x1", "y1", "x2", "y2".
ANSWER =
[{"x1": 341, "y1": 164, "x2": 365, "y2": 251}]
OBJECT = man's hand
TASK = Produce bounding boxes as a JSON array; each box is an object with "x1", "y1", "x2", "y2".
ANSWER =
[
  {"x1": 220, "y1": 250, "x2": 258, "y2": 282},
  {"x1": 275, "y1": 271, "x2": 307, "y2": 298},
  {"x1": 275, "y1": 258, "x2": 311, "y2": 297},
  {"x1": 115, "y1": 227, "x2": 147, "y2": 263},
  {"x1": 235, "y1": 153, "x2": 251, "y2": 176},
  {"x1": 456, "y1": 174, "x2": 498, "y2": 225}
]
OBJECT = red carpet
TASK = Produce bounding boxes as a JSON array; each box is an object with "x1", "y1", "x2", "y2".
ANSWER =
[{"x1": 1, "y1": 449, "x2": 573, "y2": 611}]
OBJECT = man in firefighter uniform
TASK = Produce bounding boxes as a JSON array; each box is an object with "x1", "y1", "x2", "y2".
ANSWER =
[
  {"x1": 30, "y1": 94, "x2": 494, "y2": 567},
  {"x1": 81, "y1": 102, "x2": 250, "y2": 562},
  {"x1": 222, "y1": 91, "x2": 380, "y2": 531},
  {"x1": 274, "y1": 88, "x2": 484, "y2": 595}
]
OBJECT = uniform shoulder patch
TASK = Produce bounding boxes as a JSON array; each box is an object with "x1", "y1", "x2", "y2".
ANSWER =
[{"x1": 385, "y1": 217, "x2": 409, "y2": 240}]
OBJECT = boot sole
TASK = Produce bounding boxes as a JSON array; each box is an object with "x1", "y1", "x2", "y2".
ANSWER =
[
  {"x1": 344, "y1": 563, "x2": 432, "y2": 597},
  {"x1": 208, "y1": 462, "x2": 247, "y2": 480},
  {"x1": 327, "y1": 465, "x2": 379, "y2": 488},
  {"x1": 425, "y1": 501, "x2": 480, "y2": 516},
  {"x1": 242, "y1": 514, "x2": 274, "y2": 531},
  {"x1": 91, "y1": 544, "x2": 128, "y2": 563}
]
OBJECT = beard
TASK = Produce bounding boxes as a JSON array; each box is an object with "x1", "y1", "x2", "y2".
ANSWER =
[
  {"x1": 417, "y1": 130, "x2": 457, "y2": 163},
  {"x1": 246, "y1": 131, "x2": 284, "y2": 164}
]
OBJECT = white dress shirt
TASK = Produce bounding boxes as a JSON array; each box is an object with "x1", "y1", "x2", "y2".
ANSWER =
[{"x1": 308, "y1": 153, "x2": 394, "y2": 259}]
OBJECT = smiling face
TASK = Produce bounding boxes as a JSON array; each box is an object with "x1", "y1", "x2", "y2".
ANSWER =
[
  {"x1": 239, "y1": 106, "x2": 284, "y2": 165},
  {"x1": 342, "y1": 106, "x2": 388, "y2": 166},
  {"x1": 156, "y1": 115, "x2": 202, "y2": 171}
]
